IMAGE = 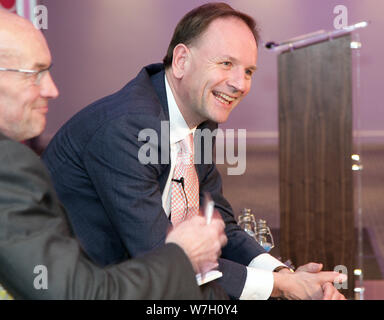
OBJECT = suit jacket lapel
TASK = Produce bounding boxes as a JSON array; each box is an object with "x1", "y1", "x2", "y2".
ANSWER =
[
  {"x1": 146, "y1": 66, "x2": 171, "y2": 193},
  {"x1": 145, "y1": 64, "x2": 218, "y2": 192}
]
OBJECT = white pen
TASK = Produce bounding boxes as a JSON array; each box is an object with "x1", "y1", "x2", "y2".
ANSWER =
[
  {"x1": 204, "y1": 192, "x2": 215, "y2": 225},
  {"x1": 198, "y1": 192, "x2": 216, "y2": 285}
]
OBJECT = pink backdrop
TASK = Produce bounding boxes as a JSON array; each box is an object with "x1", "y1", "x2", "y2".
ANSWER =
[{"x1": 40, "y1": 0, "x2": 383, "y2": 145}]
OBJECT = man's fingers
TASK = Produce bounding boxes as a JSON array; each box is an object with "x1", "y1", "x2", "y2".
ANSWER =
[
  {"x1": 333, "y1": 291, "x2": 347, "y2": 300},
  {"x1": 322, "y1": 282, "x2": 347, "y2": 300},
  {"x1": 209, "y1": 215, "x2": 227, "y2": 247},
  {"x1": 319, "y1": 271, "x2": 348, "y2": 285},
  {"x1": 296, "y1": 262, "x2": 323, "y2": 273},
  {"x1": 338, "y1": 292, "x2": 347, "y2": 300},
  {"x1": 211, "y1": 210, "x2": 222, "y2": 219},
  {"x1": 322, "y1": 282, "x2": 342, "y2": 300},
  {"x1": 211, "y1": 212, "x2": 225, "y2": 228},
  {"x1": 334, "y1": 273, "x2": 348, "y2": 284},
  {"x1": 322, "y1": 282, "x2": 333, "y2": 300}
]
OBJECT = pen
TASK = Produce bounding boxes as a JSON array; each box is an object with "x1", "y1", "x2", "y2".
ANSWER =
[{"x1": 204, "y1": 192, "x2": 214, "y2": 225}]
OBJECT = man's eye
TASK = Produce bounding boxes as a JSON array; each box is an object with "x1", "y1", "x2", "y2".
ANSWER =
[
  {"x1": 24, "y1": 72, "x2": 38, "y2": 82},
  {"x1": 245, "y1": 69, "x2": 254, "y2": 77},
  {"x1": 222, "y1": 61, "x2": 232, "y2": 67}
]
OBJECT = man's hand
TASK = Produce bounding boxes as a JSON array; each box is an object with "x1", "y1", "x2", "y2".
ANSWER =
[
  {"x1": 322, "y1": 282, "x2": 346, "y2": 300},
  {"x1": 296, "y1": 262, "x2": 323, "y2": 273},
  {"x1": 271, "y1": 262, "x2": 347, "y2": 300},
  {"x1": 297, "y1": 262, "x2": 347, "y2": 300},
  {"x1": 165, "y1": 213, "x2": 227, "y2": 274}
]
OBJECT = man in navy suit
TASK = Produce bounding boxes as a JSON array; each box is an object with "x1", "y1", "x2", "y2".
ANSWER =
[
  {"x1": 0, "y1": 8, "x2": 227, "y2": 300},
  {"x1": 43, "y1": 3, "x2": 346, "y2": 300}
]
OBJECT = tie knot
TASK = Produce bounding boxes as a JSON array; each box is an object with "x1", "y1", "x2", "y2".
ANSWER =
[{"x1": 179, "y1": 133, "x2": 194, "y2": 155}]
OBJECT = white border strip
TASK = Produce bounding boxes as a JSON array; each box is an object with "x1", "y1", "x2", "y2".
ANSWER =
[
  {"x1": 16, "y1": 0, "x2": 36, "y2": 20},
  {"x1": 16, "y1": 0, "x2": 24, "y2": 16},
  {"x1": 29, "y1": 0, "x2": 37, "y2": 20}
]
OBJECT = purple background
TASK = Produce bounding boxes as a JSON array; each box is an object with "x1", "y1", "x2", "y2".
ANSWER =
[{"x1": 41, "y1": 0, "x2": 384, "y2": 144}]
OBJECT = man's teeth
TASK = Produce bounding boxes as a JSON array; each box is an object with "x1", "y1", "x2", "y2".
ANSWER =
[{"x1": 214, "y1": 91, "x2": 236, "y2": 104}]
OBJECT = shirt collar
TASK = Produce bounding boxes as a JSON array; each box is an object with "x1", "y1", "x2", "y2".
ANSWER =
[{"x1": 165, "y1": 73, "x2": 196, "y2": 144}]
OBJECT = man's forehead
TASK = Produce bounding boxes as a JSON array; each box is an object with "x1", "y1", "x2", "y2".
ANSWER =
[
  {"x1": 0, "y1": 49, "x2": 16, "y2": 62},
  {"x1": 192, "y1": 17, "x2": 258, "y2": 64},
  {"x1": 0, "y1": 30, "x2": 51, "y2": 68},
  {"x1": 194, "y1": 17, "x2": 256, "y2": 48},
  {"x1": 0, "y1": 43, "x2": 23, "y2": 66}
]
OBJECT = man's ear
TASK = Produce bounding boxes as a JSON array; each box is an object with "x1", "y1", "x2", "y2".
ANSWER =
[{"x1": 171, "y1": 44, "x2": 190, "y2": 79}]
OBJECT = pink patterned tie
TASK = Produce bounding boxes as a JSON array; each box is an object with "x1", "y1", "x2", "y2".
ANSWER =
[{"x1": 171, "y1": 133, "x2": 200, "y2": 226}]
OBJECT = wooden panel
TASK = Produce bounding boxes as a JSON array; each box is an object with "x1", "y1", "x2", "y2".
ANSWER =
[{"x1": 278, "y1": 35, "x2": 355, "y2": 298}]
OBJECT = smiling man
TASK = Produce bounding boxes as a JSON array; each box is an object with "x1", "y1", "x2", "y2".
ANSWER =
[
  {"x1": 0, "y1": 8, "x2": 228, "y2": 300},
  {"x1": 165, "y1": 16, "x2": 257, "y2": 127},
  {"x1": 43, "y1": 2, "x2": 346, "y2": 300}
]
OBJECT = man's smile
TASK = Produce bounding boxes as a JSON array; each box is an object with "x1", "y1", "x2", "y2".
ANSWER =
[{"x1": 212, "y1": 90, "x2": 237, "y2": 105}]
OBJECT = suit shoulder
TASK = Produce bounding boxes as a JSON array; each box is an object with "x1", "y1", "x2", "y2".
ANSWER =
[
  {"x1": 0, "y1": 138, "x2": 51, "y2": 180},
  {"x1": 0, "y1": 137, "x2": 40, "y2": 164},
  {"x1": 58, "y1": 66, "x2": 167, "y2": 139}
]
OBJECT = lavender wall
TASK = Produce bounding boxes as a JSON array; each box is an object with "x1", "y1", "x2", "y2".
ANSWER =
[{"x1": 41, "y1": 0, "x2": 384, "y2": 144}]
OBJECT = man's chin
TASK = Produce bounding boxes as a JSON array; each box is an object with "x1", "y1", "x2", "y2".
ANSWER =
[
  {"x1": 25, "y1": 122, "x2": 46, "y2": 141},
  {"x1": 215, "y1": 118, "x2": 229, "y2": 124},
  {"x1": 208, "y1": 111, "x2": 231, "y2": 124}
]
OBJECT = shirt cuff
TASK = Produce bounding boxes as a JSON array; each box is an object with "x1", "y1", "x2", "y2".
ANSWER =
[
  {"x1": 239, "y1": 268, "x2": 274, "y2": 300},
  {"x1": 248, "y1": 253, "x2": 286, "y2": 271},
  {"x1": 238, "y1": 254, "x2": 287, "y2": 300}
]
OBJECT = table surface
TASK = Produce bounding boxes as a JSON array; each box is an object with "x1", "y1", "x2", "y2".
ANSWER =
[{"x1": 355, "y1": 280, "x2": 384, "y2": 300}]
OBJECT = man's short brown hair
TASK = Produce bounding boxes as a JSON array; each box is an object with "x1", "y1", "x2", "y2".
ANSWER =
[{"x1": 163, "y1": 2, "x2": 260, "y2": 68}]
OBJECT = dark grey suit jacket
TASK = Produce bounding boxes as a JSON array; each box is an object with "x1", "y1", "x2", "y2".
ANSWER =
[{"x1": 0, "y1": 132, "x2": 225, "y2": 299}]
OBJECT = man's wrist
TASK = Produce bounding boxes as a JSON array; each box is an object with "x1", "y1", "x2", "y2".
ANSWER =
[
  {"x1": 271, "y1": 271, "x2": 285, "y2": 298},
  {"x1": 271, "y1": 267, "x2": 297, "y2": 299}
]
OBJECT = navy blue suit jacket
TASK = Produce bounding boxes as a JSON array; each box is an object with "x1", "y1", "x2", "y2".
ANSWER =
[{"x1": 43, "y1": 63, "x2": 266, "y2": 299}]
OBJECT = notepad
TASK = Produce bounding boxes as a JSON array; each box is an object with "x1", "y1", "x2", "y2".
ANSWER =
[{"x1": 196, "y1": 270, "x2": 223, "y2": 286}]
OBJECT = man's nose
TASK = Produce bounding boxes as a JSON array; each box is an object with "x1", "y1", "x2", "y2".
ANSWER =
[
  {"x1": 40, "y1": 72, "x2": 59, "y2": 99},
  {"x1": 226, "y1": 68, "x2": 248, "y2": 94}
]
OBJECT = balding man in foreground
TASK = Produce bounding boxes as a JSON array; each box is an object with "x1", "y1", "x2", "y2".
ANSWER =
[{"x1": 0, "y1": 10, "x2": 227, "y2": 300}]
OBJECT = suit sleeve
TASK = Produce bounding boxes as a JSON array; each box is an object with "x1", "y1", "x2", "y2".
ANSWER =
[{"x1": 0, "y1": 139, "x2": 209, "y2": 299}]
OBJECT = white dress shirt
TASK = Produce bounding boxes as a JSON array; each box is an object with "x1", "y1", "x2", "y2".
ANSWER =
[{"x1": 163, "y1": 74, "x2": 286, "y2": 300}]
